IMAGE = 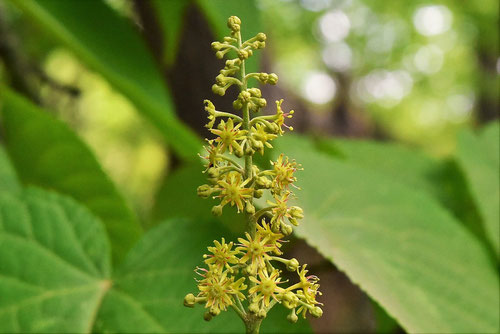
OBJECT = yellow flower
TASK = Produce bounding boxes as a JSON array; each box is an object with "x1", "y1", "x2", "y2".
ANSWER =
[
  {"x1": 268, "y1": 192, "x2": 292, "y2": 228},
  {"x1": 256, "y1": 220, "x2": 284, "y2": 255},
  {"x1": 237, "y1": 232, "x2": 274, "y2": 274},
  {"x1": 200, "y1": 140, "x2": 222, "y2": 170},
  {"x1": 210, "y1": 118, "x2": 247, "y2": 155},
  {"x1": 271, "y1": 154, "x2": 300, "y2": 193},
  {"x1": 197, "y1": 270, "x2": 234, "y2": 315},
  {"x1": 288, "y1": 264, "x2": 322, "y2": 307},
  {"x1": 250, "y1": 123, "x2": 277, "y2": 154},
  {"x1": 215, "y1": 171, "x2": 253, "y2": 212},
  {"x1": 204, "y1": 238, "x2": 240, "y2": 272},
  {"x1": 274, "y1": 99, "x2": 294, "y2": 134},
  {"x1": 249, "y1": 268, "x2": 285, "y2": 307}
]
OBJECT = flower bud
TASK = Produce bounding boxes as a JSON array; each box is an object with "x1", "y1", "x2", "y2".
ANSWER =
[
  {"x1": 246, "y1": 202, "x2": 255, "y2": 214},
  {"x1": 238, "y1": 49, "x2": 249, "y2": 60},
  {"x1": 211, "y1": 42, "x2": 222, "y2": 51},
  {"x1": 256, "y1": 98, "x2": 267, "y2": 108},
  {"x1": 233, "y1": 99, "x2": 243, "y2": 110},
  {"x1": 268, "y1": 73, "x2": 278, "y2": 85},
  {"x1": 207, "y1": 167, "x2": 219, "y2": 178},
  {"x1": 215, "y1": 51, "x2": 225, "y2": 59},
  {"x1": 212, "y1": 84, "x2": 225, "y2": 96},
  {"x1": 215, "y1": 74, "x2": 226, "y2": 85},
  {"x1": 184, "y1": 293, "x2": 196, "y2": 308},
  {"x1": 227, "y1": 16, "x2": 241, "y2": 32},
  {"x1": 289, "y1": 206, "x2": 304, "y2": 219},
  {"x1": 256, "y1": 32, "x2": 267, "y2": 41},
  {"x1": 288, "y1": 217, "x2": 299, "y2": 226},
  {"x1": 248, "y1": 88, "x2": 261, "y2": 97},
  {"x1": 311, "y1": 306, "x2": 323, "y2": 318},
  {"x1": 254, "y1": 189, "x2": 264, "y2": 198},
  {"x1": 280, "y1": 223, "x2": 293, "y2": 236},
  {"x1": 211, "y1": 205, "x2": 223, "y2": 217},
  {"x1": 287, "y1": 310, "x2": 298, "y2": 323},
  {"x1": 256, "y1": 176, "x2": 272, "y2": 188},
  {"x1": 286, "y1": 258, "x2": 300, "y2": 271},
  {"x1": 197, "y1": 184, "x2": 213, "y2": 199}
]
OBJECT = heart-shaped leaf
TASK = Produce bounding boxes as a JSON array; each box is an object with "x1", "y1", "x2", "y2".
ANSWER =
[{"x1": 0, "y1": 186, "x2": 310, "y2": 333}]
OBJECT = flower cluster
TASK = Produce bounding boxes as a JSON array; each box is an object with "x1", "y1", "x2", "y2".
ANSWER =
[{"x1": 184, "y1": 16, "x2": 322, "y2": 329}]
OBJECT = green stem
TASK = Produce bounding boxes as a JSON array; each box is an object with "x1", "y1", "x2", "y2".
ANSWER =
[
  {"x1": 237, "y1": 29, "x2": 261, "y2": 334},
  {"x1": 245, "y1": 317, "x2": 262, "y2": 334}
]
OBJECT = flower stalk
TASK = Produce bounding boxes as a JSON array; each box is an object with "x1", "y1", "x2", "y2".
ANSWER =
[{"x1": 184, "y1": 16, "x2": 323, "y2": 333}]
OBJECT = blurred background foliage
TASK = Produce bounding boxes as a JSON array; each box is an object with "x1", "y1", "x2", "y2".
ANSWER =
[
  {"x1": 0, "y1": 0, "x2": 498, "y2": 333},
  {"x1": 1, "y1": 0, "x2": 497, "y2": 217}
]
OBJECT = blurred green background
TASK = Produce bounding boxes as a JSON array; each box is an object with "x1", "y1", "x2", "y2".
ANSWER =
[{"x1": 0, "y1": 0, "x2": 498, "y2": 333}]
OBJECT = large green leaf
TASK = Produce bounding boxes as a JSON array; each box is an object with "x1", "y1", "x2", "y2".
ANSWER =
[
  {"x1": 456, "y1": 121, "x2": 500, "y2": 257},
  {"x1": 95, "y1": 218, "x2": 311, "y2": 333},
  {"x1": 0, "y1": 188, "x2": 111, "y2": 333},
  {"x1": 274, "y1": 136, "x2": 499, "y2": 333},
  {"x1": 197, "y1": 0, "x2": 261, "y2": 77},
  {"x1": 151, "y1": 0, "x2": 190, "y2": 66},
  {"x1": 318, "y1": 138, "x2": 486, "y2": 243},
  {"x1": 0, "y1": 147, "x2": 21, "y2": 194},
  {"x1": 12, "y1": 0, "x2": 201, "y2": 160},
  {"x1": 0, "y1": 187, "x2": 309, "y2": 333},
  {"x1": 0, "y1": 88, "x2": 142, "y2": 264}
]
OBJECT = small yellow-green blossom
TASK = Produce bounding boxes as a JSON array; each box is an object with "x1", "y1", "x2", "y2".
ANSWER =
[
  {"x1": 184, "y1": 15, "x2": 322, "y2": 327},
  {"x1": 249, "y1": 268, "x2": 285, "y2": 307},
  {"x1": 215, "y1": 171, "x2": 253, "y2": 213},
  {"x1": 210, "y1": 118, "x2": 247, "y2": 155},
  {"x1": 204, "y1": 238, "x2": 240, "y2": 271},
  {"x1": 237, "y1": 232, "x2": 274, "y2": 275}
]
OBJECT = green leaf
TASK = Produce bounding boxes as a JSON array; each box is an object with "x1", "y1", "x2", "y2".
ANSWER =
[
  {"x1": 95, "y1": 218, "x2": 311, "y2": 333},
  {"x1": 0, "y1": 187, "x2": 309, "y2": 333},
  {"x1": 0, "y1": 88, "x2": 142, "y2": 264},
  {"x1": 0, "y1": 147, "x2": 21, "y2": 194},
  {"x1": 318, "y1": 138, "x2": 485, "y2": 242},
  {"x1": 196, "y1": 0, "x2": 261, "y2": 76},
  {"x1": 274, "y1": 136, "x2": 499, "y2": 333},
  {"x1": 12, "y1": 0, "x2": 201, "y2": 160},
  {"x1": 456, "y1": 121, "x2": 500, "y2": 257},
  {"x1": 0, "y1": 188, "x2": 111, "y2": 333},
  {"x1": 151, "y1": 0, "x2": 189, "y2": 66}
]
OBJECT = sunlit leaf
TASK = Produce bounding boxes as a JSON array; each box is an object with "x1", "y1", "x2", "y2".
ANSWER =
[
  {"x1": 456, "y1": 121, "x2": 500, "y2": 257},
  {"x1": 0, "y1": 188, "x2": 111, "y2": 333},
  {"x1": 0, "y1": 187, "x2": 309, "y2": 333},
  {"x1": 12, "y1": 0, "x2": 201, "y2": 160},
  {"x1": 318, "y1": 138, "x2": 485, "y2": 242},
  {"x1": 274, "y1": 135, "x2": 499, "y2": 333},
  {"x1": 0, "y1": 88, "x2": 142, "y2": 264}
]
